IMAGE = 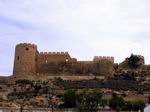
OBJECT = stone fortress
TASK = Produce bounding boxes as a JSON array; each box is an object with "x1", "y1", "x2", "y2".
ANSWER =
[
  {"x1": 13, "y1": 43, "x2": 115, "y2": 78},
  {"x1": 0, "y1": 42, "x2": 147, "y2": 83}
]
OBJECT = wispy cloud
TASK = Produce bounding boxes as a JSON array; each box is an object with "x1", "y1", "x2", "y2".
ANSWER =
[
  {"x1": 0, "y1": 16, "x2": 35, "y2": 30},
  {"x1": 1, "y1": 0, "x2": 150, "y2": 75}
]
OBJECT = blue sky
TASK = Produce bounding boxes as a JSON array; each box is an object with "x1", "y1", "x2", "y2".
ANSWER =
[{"x1": 1, "y1": 0, "x2": 150, "y2": 76}]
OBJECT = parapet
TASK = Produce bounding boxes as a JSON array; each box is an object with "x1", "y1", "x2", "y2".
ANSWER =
[
  {"x1": 93, "y1": 56, "x2": 114, "y2": 63},
  {"x1": 39, "y1": 52, "x2": 69, "y2": 55},
  {"x1": 16, "y1": 43, "x2": 37, "y2": 49}
]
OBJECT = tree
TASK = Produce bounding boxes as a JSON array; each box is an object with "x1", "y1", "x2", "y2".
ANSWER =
[
  {"x1": 99, "y1": 99, "x2": 108, "y2": 109},
  {"x1": 109, "y1": 93, "x2": 125, "y2": 111},
  {"x1": 125, "y1": 101, "x2": 132, "y2": 111},
  {"x1": 76, "y1": 90, "x2": 102, "y2": 111},
  {"x1": 124, "y1": 101, "x2": 144, "y2": 111},
  {"x1": 128, "y1": 54, "x2": 140, "y2": 68},
  {"x1": 132, "y1": 100, "x2": 145, "y2": 111},
  {"x1": 63, "y1": 90, "x2": 77, "y2": 108}
]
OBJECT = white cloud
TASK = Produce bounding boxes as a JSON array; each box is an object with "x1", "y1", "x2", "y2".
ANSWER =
[{"x1": 0, "y1": 0, "x2": 150, "y2": 75}]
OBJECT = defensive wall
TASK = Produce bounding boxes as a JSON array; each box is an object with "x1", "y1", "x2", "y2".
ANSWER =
[
  {"x1": 12, "y1": 43, "x2": 115, "y2": 78},
  {"x1": 93, "y1": 56, "x2": 114, "y2": 63}
]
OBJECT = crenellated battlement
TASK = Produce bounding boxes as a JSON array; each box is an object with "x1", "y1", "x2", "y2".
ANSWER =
[
  {"x1": 13, "y1": 43, "x2": 115, "y2": 77},
  {"x1": 16, "y1": 43, "x2": 37, "y2": 49},
  {"x1": 39, "y1": 52, "x2": 69, "y2": 55},
  {"x1": 93, "y1": 56, "x2": 114, "y2": 63}
]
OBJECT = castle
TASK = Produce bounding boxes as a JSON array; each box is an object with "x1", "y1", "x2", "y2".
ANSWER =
[
  {"x1": 13, "y1": 43, "x2": 115, "y2": 78},
  {"x1": 0, "y1": 43, "x2": 147, "y2": 83}
]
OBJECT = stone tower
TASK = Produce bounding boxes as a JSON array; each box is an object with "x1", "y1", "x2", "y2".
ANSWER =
[{"x1": 13, "y1": 43, "x2": 37, "y2": 77}]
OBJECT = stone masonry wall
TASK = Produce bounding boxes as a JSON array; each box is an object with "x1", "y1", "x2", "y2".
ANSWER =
[
  {"x1": 13, "y1": 43, "x2": 37, "y2": 76},
  {"x1": 13, "y1": 43, "x2": 115, "y2": 77}
]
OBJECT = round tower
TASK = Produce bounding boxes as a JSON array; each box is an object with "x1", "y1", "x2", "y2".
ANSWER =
[{"x1": 13, "y1": 43, "x2": 37, "y2": 77}]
